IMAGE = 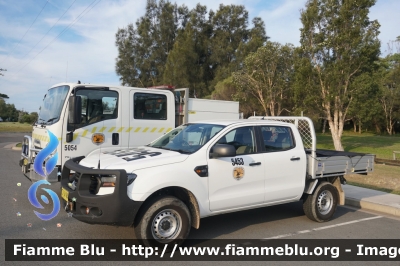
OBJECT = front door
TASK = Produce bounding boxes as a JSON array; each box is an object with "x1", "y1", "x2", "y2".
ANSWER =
[
  {"x1": 207, "y1": 126, "x2": 265, "y2": 212},
  {"x1": 63, "y1": 87, "x2": 121, "y2": 164}
]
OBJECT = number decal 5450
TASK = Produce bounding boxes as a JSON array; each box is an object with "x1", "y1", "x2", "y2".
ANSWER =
[
  {"x1": 231, "y1": 157, "x2": 244, "y2": 166},
  {"x1": 64, "y1": 145, "x2": 77, "y2": 151}
]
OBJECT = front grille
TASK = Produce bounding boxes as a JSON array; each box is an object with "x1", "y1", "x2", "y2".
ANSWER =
[{"x1": 69, "y1": 171, "x2": 81, "y2": 183}]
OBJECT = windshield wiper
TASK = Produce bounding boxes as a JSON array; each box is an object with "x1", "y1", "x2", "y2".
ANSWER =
[
  {"x1": 151, "y1": 147, "x2": 191, "y2": 154},
  {"x1": 46, "y1": 117, "x2": 59, "y2": 123}
]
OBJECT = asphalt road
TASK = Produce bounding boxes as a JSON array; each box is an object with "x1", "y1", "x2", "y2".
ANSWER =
[{"x1": 1, "y1": 133, "x2": 400, "y2": 266}]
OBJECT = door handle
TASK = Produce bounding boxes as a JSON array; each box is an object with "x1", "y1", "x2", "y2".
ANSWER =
[
  {"x1": 290, "y1": 157, "x2": 300, "y2": 161},
  {"x1": 112, "y1": 133, "x2": 119, "y2": 145},
  {"x1": 249, "y1": 162, "x2": 261, "y2": 166}
]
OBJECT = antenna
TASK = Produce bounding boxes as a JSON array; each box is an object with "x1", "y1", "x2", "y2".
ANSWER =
[
  {"x1": 98, "y1": 119, "x2": 105, "y2": 169},
  {"x1": 66, "y1": 61, "x2": 68, "y2": 82}
]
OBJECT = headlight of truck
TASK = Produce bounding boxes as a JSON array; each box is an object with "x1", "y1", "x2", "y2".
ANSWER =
[
  {"x1": 99, "y1": 173, "x2": 136, "y2": 187},
  {"x1": 127, "y1": 173, "x2": 137, "y2": 186},
  {"x1": 100, "y1": 175, "x2": 116, "y2": 187}
]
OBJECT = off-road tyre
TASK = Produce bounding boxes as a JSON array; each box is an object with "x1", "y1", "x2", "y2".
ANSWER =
[
  {"x1": 303, "y1": 181, "x2": 339, "y2": 222},
  {"x1": 134, "y1": 196, "x2": 191, "y2": 248}
]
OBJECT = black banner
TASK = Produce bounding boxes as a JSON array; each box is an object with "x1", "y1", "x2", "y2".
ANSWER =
[{"x1": 5, "y1": 239, "x2": 400, "y2": 261}]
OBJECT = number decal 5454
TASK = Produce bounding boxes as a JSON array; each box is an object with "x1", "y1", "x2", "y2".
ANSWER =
[
  {"x1": 64, "y1": 145, "x2": 77, "y2": 151},
  {"x1": 231, "y1": 158, "x2": 244, "y2": 166}
]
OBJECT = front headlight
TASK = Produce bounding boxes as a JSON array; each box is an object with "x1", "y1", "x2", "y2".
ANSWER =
[
  {"x1": 100, "y1": 175, "x2": 116, "y2": 187},
  {"x1": 127, "y1": 173, "x2": 137, "y2": 186}
]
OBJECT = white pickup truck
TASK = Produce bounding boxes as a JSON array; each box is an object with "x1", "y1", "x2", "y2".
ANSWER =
[{"x1": 60, "y1": 117, "x2": 374, "y2": 247}]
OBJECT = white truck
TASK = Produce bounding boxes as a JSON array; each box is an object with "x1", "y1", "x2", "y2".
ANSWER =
[
  {"x1": 19, "y1": 83, "x2": 239, "y2": 182},
  {"x1": 60, "y1": 117, "x2": 374, "y2": 247}
]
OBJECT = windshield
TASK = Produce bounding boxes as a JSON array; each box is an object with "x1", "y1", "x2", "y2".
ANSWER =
[
  {"x1": 38, "y1": 85, "x2": 69, "y2": 125},
  {"x1": 148, "y1": 123, "x2": 225, "y2": 154}
]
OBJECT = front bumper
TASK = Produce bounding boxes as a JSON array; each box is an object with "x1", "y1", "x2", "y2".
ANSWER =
[
  {"x1": 60, "y1": 156, "x2": 142, "y2": 226},
  {"x1": 19, "y1": 135, "x2": 59, "y2": 182}
]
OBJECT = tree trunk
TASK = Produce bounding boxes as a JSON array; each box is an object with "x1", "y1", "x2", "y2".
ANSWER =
[
  {"x1": 322, "y1": 119, "x2": 327, "y2": 133},
  {"x1": 329, "y1": 122, "x2": 344, "y2": 151},
  {"x1": 353, "y1": 120, "x2": 357, "y2": 133},
  {"x1": 326, "y1": 107, "x2": 344, "y2": 151},
  {"x1": 358, "y1": 120, "x2": 362, "y2": 134},
  {"x1": 374, "y1": 120, "x2": 381, "y2": 134}
]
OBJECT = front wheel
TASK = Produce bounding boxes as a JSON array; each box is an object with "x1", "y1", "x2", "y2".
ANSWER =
[
  {"x1": 134, "y1": 196, "x2": 191, "y2": 247},
  {"x1": 303, "y1": 182, "x2": 338, "y2": 222}
]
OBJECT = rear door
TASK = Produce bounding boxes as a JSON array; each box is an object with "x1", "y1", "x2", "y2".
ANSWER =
[
  {"x1": 63, "y1": 87, "x2": 121, "y2": 163},
  {"x1": 128, "y1": 90, "x2": 174, "y2": 147},
  {"x1": 259, "y1": 125, "x2": 306, "y2": 203}
]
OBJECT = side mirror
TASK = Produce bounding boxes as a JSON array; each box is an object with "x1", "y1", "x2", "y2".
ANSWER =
[
  {"x1": 210, "y1": 144, "x2": 236, "y2": 158},
  {"x1": 68, "y1": 96, "x2": 82, "y2": 124},
  {"x1": 66, "y1": 131, "x2": 73, "y2": 143}
]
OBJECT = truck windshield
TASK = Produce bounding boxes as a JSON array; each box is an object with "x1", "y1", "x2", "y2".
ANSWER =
[
  {"x1": 148, "y1": 123, "x2": 225, "y2": 154},
  {"x1": 38, "y1": 85, "x2": 69, "y2": 125}
]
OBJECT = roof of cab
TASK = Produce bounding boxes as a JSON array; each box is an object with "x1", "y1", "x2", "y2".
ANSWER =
[{"x1": 190, "y1": 119, "x2": 293, "y2": 127}]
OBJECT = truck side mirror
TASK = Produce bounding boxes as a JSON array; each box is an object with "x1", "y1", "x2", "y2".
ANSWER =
[
  {"x1": 68, "y1": 96, "x2": 82, "y2": 124},
  {"x1": 210, "y1": 144, "x2": 236, "y2": 158}
]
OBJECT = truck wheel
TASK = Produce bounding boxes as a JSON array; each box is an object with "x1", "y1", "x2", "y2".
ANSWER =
[
  {"x1": 303, "y1": 182, "x2": 338, "y2": 222},
  {"x1": 134, "y1": 196, "x2": 191, "y2": 247}
]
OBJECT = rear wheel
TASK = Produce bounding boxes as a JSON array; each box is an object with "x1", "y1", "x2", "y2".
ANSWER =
[
  {"x1": 134, "y1": 196, "x2": 191, "y2": 247},
  {"x1": 303, "y1": 182, "x2": 338, "y2": 222}
]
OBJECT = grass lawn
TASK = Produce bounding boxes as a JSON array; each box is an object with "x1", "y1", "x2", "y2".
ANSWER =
[
  {"x1": 0, "y1": 122, "x2": 32, "y2": 132},
  {"x1": 345, "y1": 164, "x2": 400, "y2": 195},
  {"x1": 316, "y1": 132, "x2": 400, "y2": 160}
]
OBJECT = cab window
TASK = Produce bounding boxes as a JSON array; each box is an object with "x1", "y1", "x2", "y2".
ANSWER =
[
  {"x1": 217, "y1": 126, "x2": 256, "y2": 155},
  {"x1": 260, "y1": 126, "x2": 295, "y2": 152},
  {"x1": 68, "y1": 89, "x2": 118, "y2": 130},
  {"x1": 134, "y1": 93, "x2": 167, "y2": 120}
]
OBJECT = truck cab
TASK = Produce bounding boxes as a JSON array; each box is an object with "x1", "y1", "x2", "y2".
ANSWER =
[{"x1": 20, "y1": 83, "x2": 239, "y2": 182}]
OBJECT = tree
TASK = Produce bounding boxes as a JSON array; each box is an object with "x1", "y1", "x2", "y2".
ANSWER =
[
  {"x1": 232, "y1": 42, "x2": 295, "y2": 116},
  {"x1": 299, "y1": 0, "x2": 380, "y2": 150},
  {"x1": 0, "y1": 68, "x2": 6, "y2": 76},
  {"x1": 115, "y1": 0, "x2": 182, "y2": 87},
  {"x1": 380, "y1": 54, "x2": 400, "y2": 135},
  {"x1": 212, "y1": 77, "x2": 261, "y2": 117},
  {"x1": 347, "y1": 72, "x2": 382, "y2": 133},
  {"x1": 163, "y1": 5, "x2": 209, "y2": 96},
  {"x1": 209, "y1": 4, "x2": 267, "y2": 90},
  {"x1": 116, "y1": 1, "x2": 267, "y2": 96},
  {"x1": 0, "y1": 98, "x2": 19, "y2": 122},
  {"x1": 0, "y1": 93, "x2": 9, "y2": 99}
]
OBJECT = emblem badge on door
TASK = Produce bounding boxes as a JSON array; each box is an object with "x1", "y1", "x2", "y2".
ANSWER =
[{"x1": 233, "y1": 167, "x2": 245, "y2": 180}]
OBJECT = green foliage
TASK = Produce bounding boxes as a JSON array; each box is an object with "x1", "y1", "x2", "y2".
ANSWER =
[
  {"x1": 347, "y1": 71, "x2": 382, "y2": 133},
  {"x1": 116, "y1": 1, "x2": 267, "y2": 96},
  {"x1": 233, "y1": 42, "x2": 295, "y2": 116},
  {"x1": 0, "y1": 93, "x2": 9, "y2": 99},
  {"x1": 212, "y1": 77, "x2": 261, "y2": 117},
  {"x1": 18, "y1": 112, "x2": 38, "y2": 124},
  {"x1": 380, "y1": 54, "x2": 400, "y2": 134},
  {"x1": 114, "y1": 0, "x2": 397, "y2": 139},
  {"x1": 163, "y1": 20, "x2": 204, "y2": 95},
  {"x1": 0, "y1": 98, "x2": 19, "y2": 122},
  {"x1": 115, "y1": 0, "x2": 182, "y2": 87}
]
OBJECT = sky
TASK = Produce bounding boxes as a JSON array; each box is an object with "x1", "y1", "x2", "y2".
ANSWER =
[{"x1": 0, "y1": 0, "x2": 398, "y2": 113}]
